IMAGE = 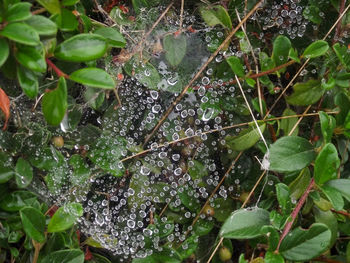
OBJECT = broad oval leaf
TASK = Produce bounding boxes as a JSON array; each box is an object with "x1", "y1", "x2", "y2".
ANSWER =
[
  {"x1": 6, "y1": 2, "x2": 32, "y2": 22},
  {"x1": 47, "y1": 203, "x2": 83, "y2": 232},
  {"x1": 324, "y1": 179, "x2": 350, "y2": 202},
  {"x1": 163, "y1": 34, "x2": 187, "y2": 67},
  {"x1": 303, "y1": 40, "x2": 329, "y2": 58},
  {"x1": 14, "y1": 45, "x2": 46, "y2": 73},
  {"x1": 25, "y1": 15, "x2": 57, "y2": 36},
  {"x1": 314, "y1": 208, "x2": 338, "y2": 247},
  {"x1": 320, "y1": 185, "x2": 344, "y2": 211},
  {"x1": 17, "y1": 66, "x2": 39, "y2": 98},
  {"x1": 272, "y1": 35, "x2": 291, "y2": 67},
  {"x1": 70, "y1": 68, "x2": 115, "y2": 89},
  {"x1": 51, "y1": 8, "x2": 78, "y2": 32},
  {"x1": 226, "y1": 56, "x2": 245, "y2": 78},
  {"x1": 0, "y1": 23, "x2": 39, "y2": 46},
  {"x1": 42, "y1": 77, "x2": 68, "y2": 126},
  {"x1": 0, "y1": 38, "x2": 9, "y2": 67},
  {"x1": 41, "y1": 249, "x2": 84, "y2": 263},
  {"x1": 279, "y1": 223, "x2": 331, "y2": 261},
  {"x1": 225, "y1": 122, "x2": 266, "y2": 151},
  {"x1": 219, "y1": 208, "x2": 270, "y2": 239},
  {"x1": 286, "y1": 79, "x2": 324, "y2": 106},
  {"x1": 269, "y1": 136, "x2": 316, "y2": 172},
  {"x1": 199, "y1": 5, "x2": 232, "y2": 29},
  {"x1": 280, "y1": 108, "x2": 298, "y2": 136},
  {"x1": 36, "y1": 0, "x2": 61, "y2": 15},
  {"x1": 289, "y1": 168, "x2": 311, "y2": 200},
  {"x1": 15, "y1": 158, "x2": 33, "y2": 188},
  {"x1": 94, "y1": 27, "x2": 126, "y2": 48},
  {"x1": 20, "y1": 207, "x2": 45, "y2": 243},
  {"x1": 0, "y1": 191, "x2": 37, "y2": 212},
  {"x1": 314, "y1": 143, "x2": 339, "y2": 185},
  {"x1": 54, "y1": 34, "x2": 108, "y2": 62}
]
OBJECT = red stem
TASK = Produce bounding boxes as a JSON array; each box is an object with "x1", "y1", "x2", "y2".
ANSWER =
[
  {"x1": 276, "y1": 178, "x2": 315, "y2": 251},
  {"x1": 46, "y1": 58, "x2": 69, "y2": 79}
]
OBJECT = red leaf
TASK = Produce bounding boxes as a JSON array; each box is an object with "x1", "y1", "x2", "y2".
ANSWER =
[{"x1": 0, "y1": 87, "x2": 10, "y2": 130}]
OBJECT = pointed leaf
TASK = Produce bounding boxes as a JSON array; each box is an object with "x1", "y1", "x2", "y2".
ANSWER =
[
  {"x1": 20, "y1": 207, "x2": 45, "y2": 243},
  {"x1": 269, "y1": 136, "x2": 316, "y2": 172},
  {"x1": 272, "y1": 35, "x2": 291, "y2": 67},
  {"x1": 303, "y1": 40, "x2": 329, "y2": 58},
  {"x1": 54, "y1": 33, "x2": 107, "y2": 62},
  {"x1": 286, "y1": 79, "x2": 324, "y2": 106},
  {"x1": 0, "y1": 38, "x2": 9, "y2": 67},
  {"x1": 70, "y1": 68, "x2": 115, "y2": 89},
  {"x1": 47, "y1": 203, "x2": 83, "y2": 232},
  {"x1": 226, "y1": 56, "x2": 245, "y2": 78},
  {"x1": 220, "y1": 208, "x2": 270, "y2": 239},
  {"x1": 163, "y1": 34, "x2": 187, "y2": 67},
  {"x1": 25, "y1": 15, "x2": 57, "y2": 36},
  {"x1": 200, "y1": 5, "x2": 232, "y2": 29},
  {"x1": 42, "y1": 77, "x2": 67, "y2": 126},
  {"x1": 0, "y1": 87, "x2": 10, "y2": 130},
  {"x1": 0, "y1": 23, "x2": 39, "y2": 46},
  {"x1": 314, "y1": 143, "x2": 339, "y2": 185},
  {"x1": 15, "y1": 158, "x2": 33, "y2": 188},
  {"x1": 94, "y1": 27, "x2": 126, "y2": 48},
  {"x1": 6, "y1": 2, "x2": 32, "y2": 22}
]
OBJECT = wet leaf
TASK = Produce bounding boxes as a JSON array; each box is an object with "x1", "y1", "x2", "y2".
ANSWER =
[
  {"x1": 133, "y1": 62, "x2": 160, "y2": 90},
  {"x1": 70, "y1": 68, "x2": 115, "y2": 89},
  {"x1": 36, "y1": 0, "x2": 61, "y2": 14},
  {"x1": 280, "y1": 108, "x2": 298, "y2": 136},
  {"x1": 286, "y1": 79, "x2": 324, "y2": 106},
  {"x1": 314, "y1": 143, "x2": 339, "y2": 185},
  {"x1": 272, "y1": 35, "x2": 291, "y2": 67},
  {"x1": 41, "y1": 249, "x2": 84, "y2": 263},
  {"x1": 303, "y1": 40, "x2": 329, "y2": 58},
  {"x1": 276, "y1": 183, "x2": 291, "y2": 214},
  {"x1": 20, "y1": 207, "x2": 45, "y2": 243},
  {"x1": 163, "y1": 34, "x2": 187, "y2": 67},
  {"x1": 47, "y1": 203, "x2": 83, "y2": 232},
  {"x1": 0, "y1": 87, "x2": 10, "y2": 130},
  {"x1": 269, "y1": 136, "x2": 316, "y2": 172},
  {"x1": 200, "y1": 5, "x2": 232, "y2": 29},
  {"x1": 17, "y1": 66, "x2": 39, "y2": 99},
  {"x1": 0, "y1": 191, "x2": 37, "y2": 212},
  {"x1": 15, "y1": 158, "x2": 33, "y2": 188},
  {"x1": 319, "y1": 111, "x2": 336, "y2": 143},
  {"x1": 333, "y1": 43, "x2": 350, "y2": 70},
  {"x1": 0, "y1": 23, "x2": 39, "y2": 46},
  {"x1": 213, "y1": 197, "x2": 234, "y2": 222},
  {"x1": 25, "y1": 15, "x2": 57, "y2": 36},
  {"x1": 289, "y1": 168, "x2": 311, "y2": 200},
  {"x1": 42, "y1": 77, "x2": 68, "y2": 126},
  {"x1": 0, "y1": 38, "x2": 9, "y2": 67},
  {"x1": 0, "y1": 164, "x2": 14, "y2": 183},
  {"x1": 94, "y1": 27, "x2": 126, "y2": 48},
  {"x1": 226, "y1": 56, "x2": 245, "y2": 78},
  {"x1": 54, "y1": 33, "x2": 108, "y2": 62},
  {"x1": 178, "y1": 186, "x2": 201, "y2": 212},
  {"x1": 6, "y1": 2, "x2": 32, "y2": 22}
]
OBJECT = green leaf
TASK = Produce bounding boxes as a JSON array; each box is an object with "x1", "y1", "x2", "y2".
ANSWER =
[
  {"x1": 286, "y1": 79, "x2": 324, "y2": 106},
  {"x1": 276, "y1": 183, "x2": 291, "y2": 214},
  {"x1": 15, "y1": 158, "x2": 33, "y2": 188},
  {"x1": 269, "y1": 136, "x2": 316, "y2": 172},
  {"x1": 133, "y1": 62, "x2": 160, "y2": 90},
  {"x1": 213, "y1": 197, "x2": 234, "y2": 222},
  {"x1": 178, "y1": 186, "x2": 201, "y2": 212},
  {"x1": 324, "y1": 179, "x2": 350, "y2": 202},
  {"x1": 25, "y1": 15, "x2": 57, "y2": 36},
  {"x1": 0, "y1": 23, "x2": 39, "y2": 46},
  {"x1": 280, "y1": 108, "x2": 298, "y2": 136},
  {"x1": 264, "y1": 251, "x2": 284, "y2": 263},
  {"x1": 51, "y1": 8, "x2": 78, "y2": 32},
  {"x1": 289, "y1": 168, "x2": 311, "y2": 200},
  {"x1": 303, "y1": 5, "x2": 322, "y2": 24},
  {"x1": 226, "y1": 56, "x2": 245, "y2": 78},
  {"x1": 17, "y1": 65, "x2": 39, "y2": 99},
  {"x1": 163, "y1": 34, "x2": 187, "y2": 67},
  {"x1": 320, "y1": 185, "x2": 344, "y2": 211},
  {"x1": 36, "y1": 0, "x2": 61, "y2": 14},
  {"x1": 200, "y1": 5, "x2": 232, "y2": 29},
  {"x1": 94, "y1": 27, "x2": 126, "y2": 48},
  {"x1": 61, "y1": 0, "x2": 80, "y2": 6},
  {"x1": 70, "y1": 68, "x2": 115, "y2": 89},
  {"x1": 333, "y1": 43, "x2": 350, "y2": 70},
  {"x1": 314, "y1": 208, "x2": 338, "y2": 247},
  {"x1": 314, "y1": 143, "x2": 339, "y2": 185},
  {"x1": 132, "y1": 0, "x2": 149, "y2": 14},
  {"x1": 272, "y1": 35, "x2": 291, "y2": 67},
  {"x1": 47, "y1": 203, "x2": 83, "y2": 232},
  {"x1": 83, "y1": 87, "x2": 105, "y2": 110},
  {"x1": 288, "y1": 48, "x2": 300, "y2": 63},
  {"x1": 128, "y1": 174, "x2": 149, "y2": 209},
  {"x1": 41, "y1": 249, "x2": 84, "y2": 263},
  {"x1": 219, "y1": 208, "x2": 270, "y2": 239},
  {"x1": 303, "y1": 40, "x2": 329, "y2": 58},
  {"x1": 0, "y1": 191, "x2": 37, "y2": 212},
  {"x1": 54, "y1": 33, "x2": 107, "y2": 62},
  {"x1": 188, "y1": 160, "x2": 208, "y2": 183},
  {"x1": 177, "y1": 235, "x2": 198, "y2": 259},
  {"x1": 42, "y1": 77, "x2": 68, "y2": 126},
  {"x1": 0, "y1": 37, "x2": 9, "y2": 67},
  {"x1": 69, "y1": 154, "x2": 90, "y2": 186},
  {"x1": 0, "y1": 164, "x2": 14, "y2": 183},
  {"x1": 20, "y1": 207, "x2": 45, "y2": 243},
  {"x1": 279, "y1": 223, "x2": 331, "y2": 261},
  {"x1": 153, "y1": 247, "x2": 182, "y2": 263},
  {"x1": 193, "y1": 218, "x2": 214, "y2": 236},
  {"x1": 6, "y1": 2, "x2": 32, "y2": 22},
  {"x1": 14, "y1": 45, "x2": 46, "y2": 73},
  {"x1": 225, "y1": 122, "x2": 266, "y2": 151},
  {"x1": 319, "y1": 111, "x2": 336, "y2": 143},
  {"x1": 334, "y1": 92, "x2": 350, "y2": 125}
]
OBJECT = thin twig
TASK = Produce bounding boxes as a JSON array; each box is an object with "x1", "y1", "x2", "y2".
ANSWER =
[
  {"x1": 179, "y1": 0, "x2": 185, "y2": 31},
  {"x1": 143, "y1": 0, "x2": 264, "y2": 147},
  {"x1": 334, "y1": 0, "x2": 346, "y2": 42},
  {"x1": 288, "y1": 105, "x2": 312, "y2": 136},
  {"x1": 331, "y1": 208, "x2": 350, "y2": 218}
]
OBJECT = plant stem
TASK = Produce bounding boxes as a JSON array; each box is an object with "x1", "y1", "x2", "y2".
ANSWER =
[
  {"x1": 276, "y1": 178, "x2": 315, "y2": 252},
  {"x1": 331, "y1": 208, "x2": 350, "y2": 218},
  {"x1": 45, "y1": 58, "x2": 69, "y2": 79}
]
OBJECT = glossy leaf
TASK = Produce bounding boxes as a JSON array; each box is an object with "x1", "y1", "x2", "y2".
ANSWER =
[
  {"x1": 17, "y1": 66, "x2": 39, "y2": 98},
  {"x1": 324, "y1": 179, "x2": 350, "y2": 202},
  {"x1": 133, "y1": 62, "x2": 160, "y2": 90},
  {"x1": 320, "y1": 185, "x2": 344, "y2": 211},
  {"x1": 272, "y1": 35, "x2": 291, "y2": 67},
  {"x1": 219, "y1": 208, "x2": 270, "y2": 239},
  {"x1": 314, "y1": 208, "x2": 338, "y2": 247},
  {"x1": 42, "y1": 77, "x2": 68, "y2": 126},
  {"x1": 225, "y1": 122, "x2": 266, "y2": 151},
  {"x1": 6, "y1": 2, "x2": 32, "y2": 22},
  {"x1": 314, "y1": 143, "x2": 339, "y2": 185},
  {"x1": 226, "y1": 56, "x2": 245, "y2": 78},
  {"x1": 286, "y1": 79, "x2": 324, "y2": 106},
  {"x1": 279, "y1": 223, "x2": 331, "y2": 261},
  {"x1": 15, "y1": 158, "x2": 33, "y2": 188},
  {"x1": 47, "y1": 203, "x2": 83, "y2": 232},
  {"x1": 61, "y1": 0, "x2": 80, "y2": 5},
  {"x1": 276, "y1": 183, "x2": 291, "y2": 214},
  {"x1": 0, "y1": 164, "x2": 14, "y2": 183},
  {"x1": 0, "y1": 191, "x2": 37, "y2": 212},
  {"x1": 14, "y1": 45, "x2": 46, "y2": 73},
  {"x1": 177, "y1": 235, "x2": 198, "y2": 259},
  {"x1": 269, "y1": 136, "x2": 316, "y2": 172},
  {"x1": 319, "y1": 111, "x2": 336, "y2": 143},
  {"x1": 25, "y1": 15, "x2": 57, "y2": 36},
  {"x1": 163, "y1": 34, "x2": 187, "y2": 67},
  {"x1": 0, "y1": 23, "x2": 39, "y2": 46},
  {"x1": 303, "y1": 40, "x2": 329, "y2": 58},
  {"x1": 178, "y1": 186, "x2": 201, "y2": 212},
  {"x1": 333, "y1": 43, "x2": 350, "y2": 70},
  {"x1": 334, "y1": 92, "x2": 350, "y2": 125},
  {"x1": 54, "y1": 33, "x2": 107, "y2": 62},
  {"x1": 0, "y1": 38, "x2": 9, "y2": 67},
  {"x1": 288, "y1": 48, "x2": 300, "y2": 63},
  {"x1": 20, "y1": 207, "x2": 45, "y2": 243},
  {"x1": 280, "y1": 108, "x2": 298, "y2": 136},
  {"x1": 289, "y1": 168, "x2": 311, "y2": 200},
  {"x1": 264, "y1": 251, "x2": 284, "y2": 263},
  {"x1": 214, "y1": 197, "x2": 234, "y2": 222},
  {"x1": 36, "y1": 0, "x2": 61, "y2": 14},
  {"x1": 41, "y1": 249, "x2": 84, "y2": 263},
  {"x1": 200, "y1": 5, "x2": 232, "y2": 29},
  {"x1": 94, "y1": 27, "x2": 126, "y2": 48},
  {"x1": 52, "y1": 8, "x2": 78, "y2": 32},
  {"x1": 0, "y1": 87, "x2": 10, "y2": 130},
  {"x1": 70, "y1": 68, "x2": 115, "y2": 89}
]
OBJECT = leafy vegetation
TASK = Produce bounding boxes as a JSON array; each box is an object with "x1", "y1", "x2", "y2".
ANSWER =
[{"x1": 0, "y1": 0, "x2": 350, "y2": 262}]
